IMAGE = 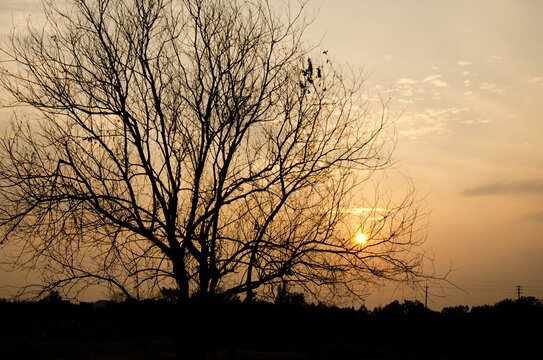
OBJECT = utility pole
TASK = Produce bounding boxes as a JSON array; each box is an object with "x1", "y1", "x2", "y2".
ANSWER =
[
  {"x1": 516, "y1": 285, "x2": 522, "y2": 300},
  {"x1": 425, "y1": 284, "x2": 428, "y2": 308}
]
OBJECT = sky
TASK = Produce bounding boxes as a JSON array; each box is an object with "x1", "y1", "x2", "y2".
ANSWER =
[
  {"x1": 1, "y1": 0, "x2": 543, "y2": 309},
  {"x1": 303, "y1": 0, "x2": 543, "y2": 308}
]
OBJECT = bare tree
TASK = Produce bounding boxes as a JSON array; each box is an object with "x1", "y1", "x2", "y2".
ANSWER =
[{"x1": 0, "y1": 0, "x2": 429, "y2": 303}]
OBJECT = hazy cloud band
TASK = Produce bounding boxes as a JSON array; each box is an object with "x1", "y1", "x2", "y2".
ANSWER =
[
  {"x1": 523, "y1": 211, "x2": 543, "y2": 223},
  {"x1": 463, "y1": 179, "x2": 543, "y2": 197}
]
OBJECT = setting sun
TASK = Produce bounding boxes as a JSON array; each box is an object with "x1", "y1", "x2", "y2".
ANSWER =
[{"x1": 355, "y1": 233, "x2": 367, "y2": 244}]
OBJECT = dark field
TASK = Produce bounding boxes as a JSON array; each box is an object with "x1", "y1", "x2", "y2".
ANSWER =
[{"x1": 1, "y1": 297, "x2": 542, "y2": 359}]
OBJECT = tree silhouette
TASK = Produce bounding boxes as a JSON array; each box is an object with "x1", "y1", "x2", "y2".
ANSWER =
[{"x1": 0, "y1": 0, "x2": 429, "y2": 303}]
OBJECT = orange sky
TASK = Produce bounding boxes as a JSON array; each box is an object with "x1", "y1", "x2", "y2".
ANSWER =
[
  {"x1": 1, "y1": 0, "x2": 543, "y2": 309},
  {"x1": 305, "y1": 0, "x2": 543, "y2": 308}
]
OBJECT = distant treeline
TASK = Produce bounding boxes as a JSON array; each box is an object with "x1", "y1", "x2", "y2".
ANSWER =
[{"x1": 1, "y1": 294, "x2": 542, "y2": 359}]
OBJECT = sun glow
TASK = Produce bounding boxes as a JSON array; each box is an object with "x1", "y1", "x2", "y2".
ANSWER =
[{"x1": 355, "y1": 233, "x2": 367, "y2": 244}]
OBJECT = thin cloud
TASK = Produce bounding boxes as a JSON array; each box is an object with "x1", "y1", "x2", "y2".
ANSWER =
[
  {"x1": 458, "y1": 60, "x2": 472, "y2": 66},
  {"x1": 486, "y1": 55, "x2": 503, "y2": 63},
  {"x1": 399, "y1": 107, "x2": 467, "y2": 141},
  {"x1": 397, "y1": 78, "x2": 419, "y2": 85},
  {"x1": 425, "y1": 107, "x2": 468, "y2": 117},
  {"x1": 399, "y1": 126, "x2": 445, "y2": 141},
  {"x1": 431, "y1": 79, "x2": 449, "y2": 88},
  {"x1": 461, "y1": 118, "x2": 491, "y2": 125},
  {"x1": 523, "y1": 211, "x2": 543, "y2": 223},
  {"x1": 339, "y1": 208, "x2": 389, "y2": 214},
  {"x1": 529, "y1": 77, "x2": 543, "y2": 87},
  {"x1": 422, "y1": 74, "x2": 442, "y2": 82},
  {"x1": 422, "y1": 74, "x2": 449, "y2": 88},
  {"x1": 399, "y1": 89, "x2": 414, "y2": 97},
  {"x1": 463, "y1": 179, "x2": 543, "y2": 197},
  {"x1": 479, "y1": 82, "x2": 507, "y2": 96}
]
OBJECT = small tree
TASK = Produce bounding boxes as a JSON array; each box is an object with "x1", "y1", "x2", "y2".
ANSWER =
[
  {"x1": 40, "y1": 290, "x2": 65, "y2": 304},
  {"x1": 275, "y1": 281, "x2": 306, "y2": 306},
  {"x1": 0, "y1": 0, "x2": 429, "y2": 303}
]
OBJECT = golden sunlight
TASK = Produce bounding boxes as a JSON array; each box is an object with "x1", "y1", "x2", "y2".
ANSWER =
[{"x1": 355, "y1": 233, "x2": 367, "y2": 244}]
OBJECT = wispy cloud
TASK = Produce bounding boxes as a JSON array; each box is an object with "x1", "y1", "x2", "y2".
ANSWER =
[
  {"x1": 529, "y1": 77, "x2": 543, "y2": 87},
  {"x1": 399, "y1": 89, "x2": 414, "y2": 97},
  {"x1": 479, "y1": 82, "x2": 507, "y2": 95},
  {"x1": 432, "y1": 79, "x2": 450, "y2": 88},
  {"x1": 422, "y1": 74, "x2": 449, "y2": 88},
  {"x1": 383, "y1": 54, "x2": 394, "y2": 61},
  {"x1": 331, "y1": 208, "x2": 389, "y2": 221},
  {"x1": 464, "y1": 80, "x2": 472, "y2": 87},
  {"x1": 458, "y1": 60, "x2": 472, "y2": 66},
  {"x1": 460, "y1": 118, "x2": 491, "y2": 125},
  {"x1": 425, "y1": 108, "x2": 468, "y2": 117},
  {"x1": 523, "y1": 211, "x2": 543, "y2": 223},
  {"x1": 338, "y1": 208, "x2": 389, "y2": 214},
  {"x1": 399, "y1": 107, "x2": 468, "y2": 141},
  {"x1": 397, "y1": 78, "x2": 419, "y2": 85},
  {"x1": 463, "y1": 179, "x2": 543, "y2": 197},
  {"x1": 486, "y1": 55, "x2": 503, "y2": 63},
  {"x1": 479, "y1": 82, "x2": 497, "y2": 90},
  {"x1": 422, "y1": 74, "x2": 441, "y2": 82}
]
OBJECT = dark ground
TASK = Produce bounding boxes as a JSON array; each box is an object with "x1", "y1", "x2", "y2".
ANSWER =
[{"x1": 1, "y1": 297, "x2": 542, "y2": 359}]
